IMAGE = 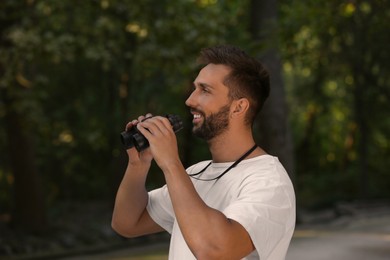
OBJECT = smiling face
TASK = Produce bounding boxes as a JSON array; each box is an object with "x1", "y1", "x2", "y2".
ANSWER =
[{"x1": 185, "y1": 64, "x2": 233, "y2": 141}]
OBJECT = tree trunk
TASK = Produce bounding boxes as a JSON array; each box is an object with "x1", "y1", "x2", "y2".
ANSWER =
[
  {"x1": 0, "y1": 0, "x2": 46, "y2": 233},
  {"x1": 351, "y1": 6, "x2": 370, "y2": 199},
  {"x1": 2, "y1": 87, "x2": 47, "y2": 232},
  {"x1": 249, "y1": 0, "x2": 295, "y2": 180}
]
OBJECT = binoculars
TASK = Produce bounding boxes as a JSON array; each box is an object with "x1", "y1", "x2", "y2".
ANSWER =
[{"x1": 120, "y1": 114, "x2": 183, "y2": 152}]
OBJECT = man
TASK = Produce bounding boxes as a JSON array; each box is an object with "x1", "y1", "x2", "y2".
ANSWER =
[{"x1": 112, "y1": 45, "x2": 295, "y2": 260}]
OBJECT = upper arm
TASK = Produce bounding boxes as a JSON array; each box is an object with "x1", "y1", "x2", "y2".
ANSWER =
[
  {"x1": 112, "y1": 208, "x2": 165, "y2": 238},
  {"x1": 133, "y1": 208, "x2": 165, "y2": 236},
  {"x1": 220, "y1": 218, "x2": 255, "y2": 258},
  {"x1": 185, "y1": 208, "x2": 255, "y2": 260}
]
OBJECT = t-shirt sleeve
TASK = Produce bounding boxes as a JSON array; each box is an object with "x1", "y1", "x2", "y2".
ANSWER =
[
  {"x1": 146, "y1": 185, "x2": 175, "y2": 234},
  {"x1": 222, "y1": 162, "x2": 296, "y2": 259}
]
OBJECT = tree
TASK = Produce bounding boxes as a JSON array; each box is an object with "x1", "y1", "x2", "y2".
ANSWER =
[
  {"x1": 249, "y1": 0, "x2": 295, "y2": 179},
  {"x1": 0, "y1": 0, "x2": 252, "y2": 232},
  {"x1": 280, "y1": 0, "x2": 390, "y2": 204},
  {"x1": 0, "y1": 0, "x2": 47, "y2": 232}
]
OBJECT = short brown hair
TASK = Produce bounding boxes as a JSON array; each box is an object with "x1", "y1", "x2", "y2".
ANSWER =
[{"x1": 198, "y1": 45, "x2": 270, "y2": 125}]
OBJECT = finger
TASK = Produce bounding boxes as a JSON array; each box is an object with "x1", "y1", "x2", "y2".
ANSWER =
[
  {"x1": 138, "y1": 113, "x2": 153, "y2": 122},
  {"x1": 143, "y1": 117, "x2": 172, "y2": 139},
  {"x1": 137, "y1": 123, "x2": 154, "y2": 139},
  {"x1": 138, "y1": 115, "x2": 146, "y2": 122},
  {"x1": 125, "y1": 119, "x2": 138, "y2": 131},
  {"x1": 152, "y1": 116, "x2": 174, "y2": 134},
  {"x1": 126, "y1": 146, "x2": 139, "y2": 157},
  {"x1": 145, "y1": 113, "x2": 153, "y2": 119},
  {"x1": 138, "y1": 119, "x2": 162, "y2": 136},
  {"x1": 160, "y1": 116, "x2": 175, "y2": 132}
]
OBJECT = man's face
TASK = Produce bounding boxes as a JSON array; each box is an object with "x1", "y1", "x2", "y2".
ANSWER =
[{"x1": 185, "y1": 64, "x2": 232, "y2": 141}]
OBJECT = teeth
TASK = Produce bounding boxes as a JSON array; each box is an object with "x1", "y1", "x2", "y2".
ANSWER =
[{"x1": 194, "y1": 114, "x2": 201, "y2": 119}]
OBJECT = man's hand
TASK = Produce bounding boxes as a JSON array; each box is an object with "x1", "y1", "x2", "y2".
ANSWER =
[
  {"x1": 125, "y1": 114, "x2": 154, "y2": 166},
  {"x1": 136, "y1": 116, "x2": 180, "y2": 171}
]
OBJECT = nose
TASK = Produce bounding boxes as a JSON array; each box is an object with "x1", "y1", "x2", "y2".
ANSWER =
[{"x1": 185, "y1": 90, "x2": 197, "y2": 108}]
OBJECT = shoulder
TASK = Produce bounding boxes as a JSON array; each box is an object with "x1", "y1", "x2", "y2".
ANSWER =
[
  {"x1": 239, "y1": 155, "x2": 290, "y2": 179},
  {"x1": 185, "y1": 160, "x2": 212, "y2": 174},
  {"x1": 232, "y1": 155, "x2": 295, "y2": 197}
]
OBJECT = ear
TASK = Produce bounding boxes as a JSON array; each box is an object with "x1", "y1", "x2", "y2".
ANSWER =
[{"x1": 231, "y1": 98, "x2": 250, "y2": 118}]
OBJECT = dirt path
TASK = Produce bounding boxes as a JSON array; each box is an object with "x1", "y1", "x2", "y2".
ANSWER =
[
  {"x1": 62, "y1": 221, "x2": 390, "y2": 260},
  {"x1": 287, "y1": 229, "x2": 390, "y2": 260},
  {"x1": 61, "y1": 210, "x2": 390, "y2": 260}
]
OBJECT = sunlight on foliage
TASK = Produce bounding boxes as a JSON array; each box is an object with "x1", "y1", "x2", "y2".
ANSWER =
[
  {"x1": 58, "y1": 131, "x2": 74, "y2": 144},
  {"x1": 100, "y1": 0, "x2": 110, "y2": 9},
  {"x1": 283, "y1": 62, "x2": 293, "y2": 73},
  {"x1": 342, "y1": 3, "x2": 356, "y2": 17},
  {"x1": 36, "y1": 2, "x2": 52, "y2": 15},
  {"x1": 360, "y1": 2, "x2": 372, "y2": 14},
  {"x1": 344, "y1": 75, "x2": 354, "y2": 85},
  {"x1": 301, "y1": 68, "x2": 311, "y2": 77},
  {"x1": 126, "y1": 23, "x2": 148, "y2": 38},
  {"x1": 196, "y1": 0, "x2": 218, "y2": 8}
]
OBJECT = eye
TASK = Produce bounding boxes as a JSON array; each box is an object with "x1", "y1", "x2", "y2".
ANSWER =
[{"x1": 201, "y1": 86, "x2": 210, "y2": 93}]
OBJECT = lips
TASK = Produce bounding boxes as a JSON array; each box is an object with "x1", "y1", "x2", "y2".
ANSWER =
[
  {"x1": 192, "y1": 113, "x2": 202, "y2": 124},
  {"x1": 191, "y1": 109, "x2": 204, "y2": 124}
]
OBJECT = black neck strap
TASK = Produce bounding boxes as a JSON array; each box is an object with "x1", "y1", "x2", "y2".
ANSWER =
[{"x1": 189, "y1": 144, "x2": 258, "y2": 182}]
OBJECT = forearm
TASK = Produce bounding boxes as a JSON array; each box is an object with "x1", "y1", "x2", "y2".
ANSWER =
[
  {"x1": 112, "y1": 163, "x2": 150, "y2": 235},
  {"x1": 134, "y1": 116, "x2": 253, "y2": 257},
  {"x1": 163, "y1": 163, "x2": 246, "y2": 259}
]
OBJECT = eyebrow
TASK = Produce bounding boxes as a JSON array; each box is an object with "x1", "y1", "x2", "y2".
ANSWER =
[{"x1": 193, "y1": 82, "x2": 214, "y2": 90}]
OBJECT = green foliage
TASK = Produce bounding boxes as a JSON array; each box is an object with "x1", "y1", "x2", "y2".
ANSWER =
[
  {"x1": 0, "y1": 0, "x2": 251, "y2": 207},
  {"x1": 280, "y1": 0, "x2": 390, "y2": 206},
  {"x1": 0, "y1": 0, "x2": 389, "y2": 214}
]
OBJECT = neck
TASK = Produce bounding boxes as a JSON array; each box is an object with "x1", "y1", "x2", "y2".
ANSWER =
[{"x1": 207, "y1": 128, "x2": 265, "y2": 163}]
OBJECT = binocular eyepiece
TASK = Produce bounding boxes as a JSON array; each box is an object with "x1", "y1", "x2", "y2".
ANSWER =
[{"x1": 120, "y1": 114, "x2": 183, "y2": 152}]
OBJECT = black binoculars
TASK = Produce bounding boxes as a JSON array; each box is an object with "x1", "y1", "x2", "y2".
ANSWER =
[{"x1": 120, "y1": 114, "x2": 183, "y2": 152}]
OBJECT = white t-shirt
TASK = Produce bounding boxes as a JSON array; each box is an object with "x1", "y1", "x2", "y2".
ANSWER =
[{"x1": 147, "y1": 155, "x2": 296, "y2": 260}]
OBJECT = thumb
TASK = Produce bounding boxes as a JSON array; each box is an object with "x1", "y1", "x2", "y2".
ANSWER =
[{"x1": 126, "y1": 147, "x2": 140, "y2": 161}]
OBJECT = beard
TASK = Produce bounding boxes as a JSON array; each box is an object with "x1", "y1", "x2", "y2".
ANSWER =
[{"x1": 192, "y1": 103, "x2": 231, "y2": 141}]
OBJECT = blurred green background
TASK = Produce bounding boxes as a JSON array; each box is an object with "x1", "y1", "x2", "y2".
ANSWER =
[{"x1": 0, "y1": 0, "x2": 389, "y2": 257}]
